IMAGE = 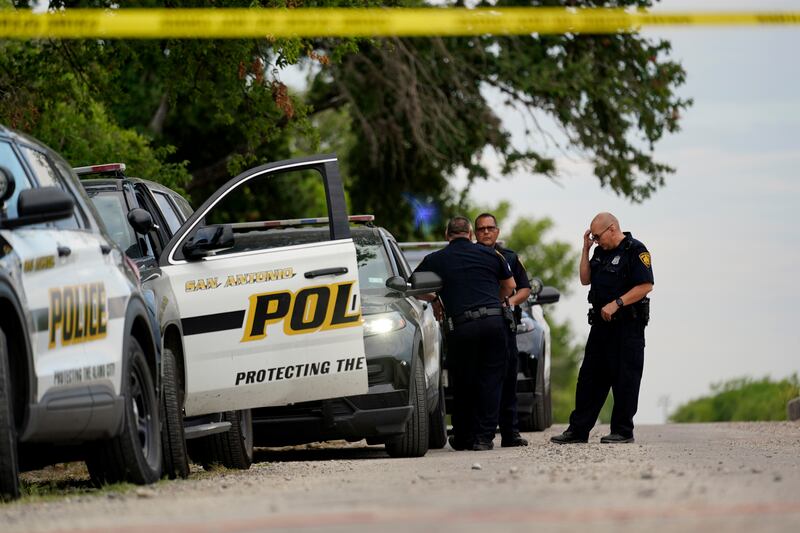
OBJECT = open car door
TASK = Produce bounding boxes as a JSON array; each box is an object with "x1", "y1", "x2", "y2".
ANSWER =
[{"x1": 159, "y1": 155, "x2": 366, "y2": 416}]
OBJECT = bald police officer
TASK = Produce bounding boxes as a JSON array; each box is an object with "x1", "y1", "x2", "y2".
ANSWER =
[
  {"x1": 414, "y1": 216, "x2": 515, "y2": 451},
  {"x1": 552, "y1": 213, "x2": 654, "y2": 444},
  {"x1": 475, "y1": 213, "x2": 531, "y2": 448}
]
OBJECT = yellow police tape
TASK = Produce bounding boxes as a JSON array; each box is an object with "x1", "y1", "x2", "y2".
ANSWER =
[{"x1": 0, "y1": 8, "x2": 799, "y2": 39}]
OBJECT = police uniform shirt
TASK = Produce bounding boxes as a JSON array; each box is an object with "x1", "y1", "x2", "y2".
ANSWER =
[
  {"x1": 414, "y1": 237, "x2": 512, "y2": 317},
  {"x1": 589, "y1": 232, "x2": 654, "y2": 306},
  {"x1": 497, "y1": 246, "x2": 531, "y2": 293}
]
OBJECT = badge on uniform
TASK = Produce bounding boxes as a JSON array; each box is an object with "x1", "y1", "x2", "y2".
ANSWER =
[
  {"x1": 639, "y1": 252, "x2": 651, "y2": 268},
  {"x1": 612, "y1": 256, "x2": 621, "y2": 265}
]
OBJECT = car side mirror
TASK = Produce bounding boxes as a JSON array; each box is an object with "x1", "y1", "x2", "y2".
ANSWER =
[
  {"x1": 182, "y1": 224, "x2": 234, "y2": 260},
  {"x1": 0, "y1": 166, "x2": 16, "y2": 204},
  {"x1": 537, "y1": 286, "x2": 561, "y2": 305},
  {"x1": 127, "y1": 208, "x2": 154, "y2": 235},
  {"x1": 1, "y1": 187, "x2": 74, "y2": 228},
  {"x1": 385, "y1": 276, "x2": 409, "y2": 293},
  {"x1": 404, "y1": 271, "x2": 443, "y2": 296}
]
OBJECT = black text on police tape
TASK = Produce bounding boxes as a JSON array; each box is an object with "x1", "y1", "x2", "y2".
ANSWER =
[{"x1": 234, "y1": 356, "x2": 365, "y2": 386}]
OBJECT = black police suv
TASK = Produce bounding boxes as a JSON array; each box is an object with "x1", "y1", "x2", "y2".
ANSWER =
[
  {"x1": 248, "y1": 220, "x2": 446, "y2": 457},
  {"x1": 0, "y1": 126, "x2": 167, "y2": 500},
  {"x1": 399, "y1": 242, "x2": 560, "y2": 431}
]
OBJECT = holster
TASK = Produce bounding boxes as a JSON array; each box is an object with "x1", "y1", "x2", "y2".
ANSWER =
[{"x1": 503, "y1": 306, "x2": 516, "y2": 333}]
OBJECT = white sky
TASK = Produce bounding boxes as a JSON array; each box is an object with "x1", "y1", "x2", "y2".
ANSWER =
[{"x1": 455, "y1": 0, "x2": 800, "y2": 422}]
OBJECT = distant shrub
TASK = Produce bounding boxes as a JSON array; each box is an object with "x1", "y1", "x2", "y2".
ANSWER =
[{"x1": 670, "y1": 375, "x2": 800, "y2": 422}]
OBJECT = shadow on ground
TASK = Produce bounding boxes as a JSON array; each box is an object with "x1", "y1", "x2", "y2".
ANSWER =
[{"x1": 254, "y1": 442, "x2": 390, "y2": 463}]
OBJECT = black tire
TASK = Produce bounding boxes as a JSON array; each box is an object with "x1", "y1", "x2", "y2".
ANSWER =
[
  {"x1": 86, "y1": 337, "x2": 161, "y2": 486},
  {"x1": 0, "y1": 327, "x2": 21, "y2": 501},
  {"x1": 386, "y1": 356, "x2": 429, "y2": 458},
  {"x1": 189, "y1": 409, "x2": 253, "y2": 470},
  {"x1": 531, "y1": 349, "x2": 549, "y2": 432},
  {"x1": 428, "y1": 374, "x2": 447, "y2": 450},
  {"x1": 159, "y1": 347, "x2": 189, "y2": 479}
]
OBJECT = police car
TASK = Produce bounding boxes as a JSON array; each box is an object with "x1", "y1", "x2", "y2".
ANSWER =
[
  {"x1": 246, "y1": 218, "x2": 445, "y2": 457},
  {"x1": 0, "y1": 126, "x2": 165, "y2": 500},
  {"x1": 79, "y1": 164, "x2": 252, "y2": 476},
  {"x1": 514, "y1": 278, "x2": 559, "y2": 431},
  {"x1": 400, "y1": 242, "x2": 560, "y2": 431},
  {"x1": 78, "y1": 155, "x2": 371, "y2": 461}
]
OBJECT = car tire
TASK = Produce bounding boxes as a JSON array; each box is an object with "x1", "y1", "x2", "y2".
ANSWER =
[
  {"x1": 428, "y1": 375, "x2": 447, "y2": 450},
  {"x1": 87, "y1": 336, "x2": 162, "y2": 486},
  {"x1": 189, "y1": 409, "x2": 253, "y2": 470},
  {"x1": 159, "y1": 347, "x2": 189, "y2": 479},
  {"x1": 531, "y1": 345, "x2": 550, "y2": 432},
  {"x1": 386, "y1": 355, "x2": 429, "y2": 458},
  {"x1": 0, "y1": 327, "x2": 21, "y2": 501}
]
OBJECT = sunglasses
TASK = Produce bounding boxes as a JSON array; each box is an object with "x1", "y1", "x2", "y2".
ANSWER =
[
  {"x1": 476, "y1": 225, "x2": 498, "y2": 233},
  {"x1": 590, "y1": 224, "x2": 613, "y2": 241}
]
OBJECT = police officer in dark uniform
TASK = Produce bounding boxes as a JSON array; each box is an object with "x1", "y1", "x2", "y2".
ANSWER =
[
  {"x1": 552, "y1": 212, "x2": 653, "y2": 444},
  {"x1": 414, "y1": 216, "x2": 515, "y2": 451},
  {"x1": 475, "y1": 213, "x2": 531, "y2": 448}
]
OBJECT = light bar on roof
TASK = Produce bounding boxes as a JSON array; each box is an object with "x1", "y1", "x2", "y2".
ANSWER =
[
  {"x1": 229, "y1": 214, "x2": 374, "y2": 230},
  {"x1": 73, "y1": 163, "x2": 127, "y2": 176}
]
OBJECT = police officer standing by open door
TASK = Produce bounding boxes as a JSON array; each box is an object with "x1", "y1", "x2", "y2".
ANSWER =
[
  {"x1": 474, "y1": 213, "x2": 531, "y2": 447},
  {"x1": 552, "y1": 213, "x2": 653, "y2": 444},
  {"x1": 414, "y1": 216, "x2": 515, "y2": 451}
]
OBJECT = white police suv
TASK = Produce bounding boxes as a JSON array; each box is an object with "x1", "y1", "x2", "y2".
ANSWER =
[
  {"x1": 0, "y1": 125, "x2": 163, "y2": 500},
  {"x1": 76, "y1": 157, "x2": 369, "y2": 472}
]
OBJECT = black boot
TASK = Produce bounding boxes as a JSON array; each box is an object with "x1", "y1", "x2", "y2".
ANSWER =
[{"x1": 550, "y1": 431, "x2": 588, "y2": 444}]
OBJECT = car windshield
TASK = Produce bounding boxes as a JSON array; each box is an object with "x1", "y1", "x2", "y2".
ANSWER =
[
  {"x1": 86, "y1": 190, "x2": 138, "y2": 255},
  {"x1": 354, "y1": 234, "x2": 393, "y2": 291}
]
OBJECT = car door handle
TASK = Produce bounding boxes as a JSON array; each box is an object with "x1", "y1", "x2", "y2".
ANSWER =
[
  {"x1": 100, "y1": 244, "x2": 112, "y2": 255},
  {"x1": 304, "y1": 267, "x2": 349, "y2": 279},
  {"x1": 57, "y1": 246, "x2": 71, "y2": 257}
]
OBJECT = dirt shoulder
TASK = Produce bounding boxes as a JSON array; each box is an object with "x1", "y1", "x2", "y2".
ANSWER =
[{"x1": 2, "y1": 422, "x2": 799, "y2": 532}]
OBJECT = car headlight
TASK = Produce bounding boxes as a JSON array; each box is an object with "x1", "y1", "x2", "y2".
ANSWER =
[{"x1": 363, "y1": 311, "x2": 406, "y2": 337}]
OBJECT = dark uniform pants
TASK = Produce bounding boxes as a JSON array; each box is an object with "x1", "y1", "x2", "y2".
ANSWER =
[
  {"x1": 447, "y1": 315, "x2": 508, "y2": 446},
  {"x1": 498, "y1": 326, "x2": 519, "y2": 438},
  {"x1": 567, "y1": 319, "x2": 645, "y2": 439}
]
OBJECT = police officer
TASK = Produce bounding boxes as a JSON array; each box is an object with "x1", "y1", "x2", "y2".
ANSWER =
[
  {"x1": 414, "y1": 216, "x2": 515, "y2": 451},
  {"x1": 474, "y1": 213, "x2": 531, "y2": 448},
  {"x1": 551, "y1": 212, "x2": 654, "y2": 444}
]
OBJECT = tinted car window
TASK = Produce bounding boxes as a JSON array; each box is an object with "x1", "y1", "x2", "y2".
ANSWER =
[
  {"x1": 0, "y1": 141, "x2": 32, "y2": 220},
  {"x1": 171, "y1": 193, "x2": 193, "y2": 219},
  {"x1": 354, "y1": 234, "x2": 393, "y2": 291},
  {"x1": 88, "y1": 191, "x2": 141, "y2": 257},
  {"x1": 152, "y1": 191, "x2": 182, "y2": 235},
  {"x1": 19, "y1": 146, "x2": 82, "y2": 229}
]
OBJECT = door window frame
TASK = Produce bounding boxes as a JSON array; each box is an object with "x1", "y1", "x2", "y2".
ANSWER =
[{"x1": 161, "y1": 155, "x2": 351, "y2": 266}]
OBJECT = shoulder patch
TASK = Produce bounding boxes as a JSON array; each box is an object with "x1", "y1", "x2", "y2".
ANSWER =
[{"x1": 639, "y1": 252, "x2": 651, "y2": 268}]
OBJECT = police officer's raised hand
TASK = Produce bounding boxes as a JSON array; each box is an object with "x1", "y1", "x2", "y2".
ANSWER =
[
  {"x1": 600, "y1": 300, "x2": 619, "y2": 321},
  {"x1": 583, "y1": 229, "x2": 594, "y2": 252}
]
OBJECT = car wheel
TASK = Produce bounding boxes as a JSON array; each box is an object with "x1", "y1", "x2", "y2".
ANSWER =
[
  {"x1": 386, "y1": 355, "x2": 429, "y2": 458},
  {"x1": 87, "y1": 336, "x2": 162, "y2": 485},
  {"x1": 189, "y1": 409, "x2": 253, "y2": 470},
  {"x1": 0, "y1": 327, "x2": 21, "y2": 501},
  {"x1": 159, "y1": 347, "x2": 189, "y2": 479},
  {"x1": 531, "y1": 346, "x2": 549, "y2": 432},
  {"x1": 428, "y1": 374, "x2": 447, "y2": 449}
]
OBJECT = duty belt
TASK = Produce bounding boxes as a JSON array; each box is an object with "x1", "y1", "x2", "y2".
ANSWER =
[{"x1": 451, "y1": 307, "x2": 503, "y2": 326}]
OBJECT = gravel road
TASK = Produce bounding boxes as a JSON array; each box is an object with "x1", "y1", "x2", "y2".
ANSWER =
[{"x1": 2, "y1": 422, "x2": 799, "y2": 532}]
